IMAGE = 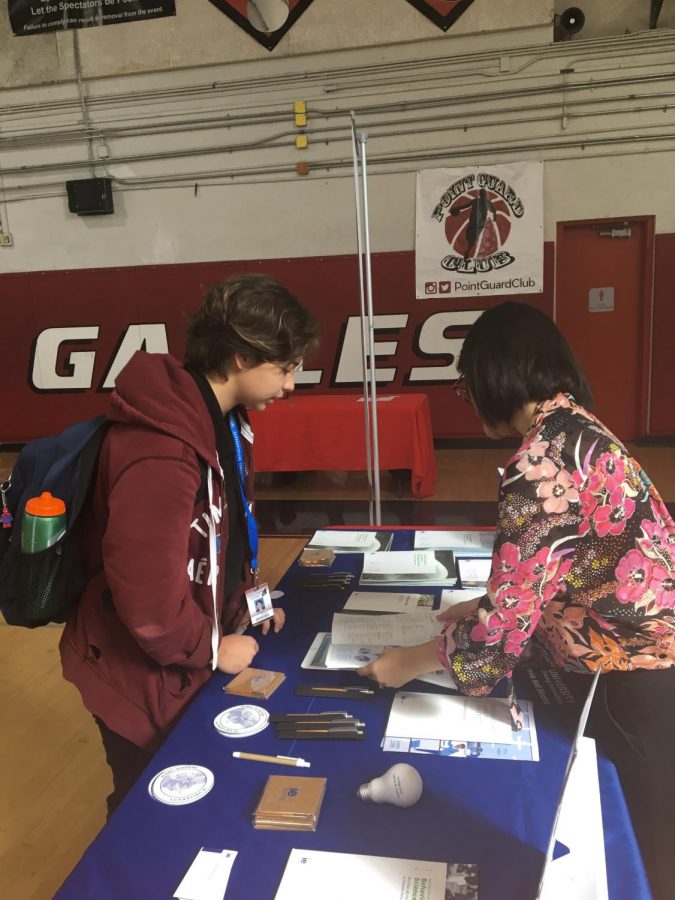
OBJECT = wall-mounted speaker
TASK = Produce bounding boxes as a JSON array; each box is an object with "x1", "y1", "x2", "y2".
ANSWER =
[
  {"x1": 555, "y1": 7, "x2": 585, "y2": 39},
  {"x1": 66, "y1": 177, "x2": 114, "y2": 216}
]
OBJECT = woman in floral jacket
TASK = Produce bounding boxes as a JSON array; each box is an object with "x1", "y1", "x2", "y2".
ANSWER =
[{"x1": 359, "y1": 301, "x2": 674, "y2": 899}]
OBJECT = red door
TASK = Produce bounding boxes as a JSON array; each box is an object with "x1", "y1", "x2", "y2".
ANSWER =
[{"x1": 555, "y1": 218, "x2": 654, "y2": 440}]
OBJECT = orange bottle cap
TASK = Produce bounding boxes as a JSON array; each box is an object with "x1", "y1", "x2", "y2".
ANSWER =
[{"x1": 25, "y1": 491, "x2": 66, "y2": 517}]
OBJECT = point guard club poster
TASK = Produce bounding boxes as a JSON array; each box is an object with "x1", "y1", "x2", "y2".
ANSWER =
[{"x1": 416, "y1": 161, "x2": 544, "y2": 299}]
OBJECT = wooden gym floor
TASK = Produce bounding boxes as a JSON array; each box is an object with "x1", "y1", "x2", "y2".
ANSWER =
[{"x1": 0, "y1": 443, "x2": 673, "y2": 898}]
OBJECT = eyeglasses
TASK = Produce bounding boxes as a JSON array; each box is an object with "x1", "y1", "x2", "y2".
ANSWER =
[{"x1": 453, "y1": 373, "x2": 470, "y2": 403}]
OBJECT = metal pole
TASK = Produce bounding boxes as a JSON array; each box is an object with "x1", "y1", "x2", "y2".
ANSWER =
[
  {"x1": 357, "y1": 129, "x2": 382, "y2": 525},
  {"x1": 350, "y1": 112, "x2": 374, "y2": 525}
]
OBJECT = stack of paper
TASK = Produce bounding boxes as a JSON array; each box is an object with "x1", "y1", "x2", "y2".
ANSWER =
[
  {"x1": 307, "y1": 530, "x2": 393, "y2": 554},
  {"x1": 414, "y1": 530, "x2": 494, "y2": 554},
  {"x1": 360, "y1": 550, "x2": 457, "y2": 587},
  {"x1": 253, "y1": 775, "x2": 327, "y2": 831},
  {"x1": 274, "y1": 849, "x2": 447, "y2": 900}
]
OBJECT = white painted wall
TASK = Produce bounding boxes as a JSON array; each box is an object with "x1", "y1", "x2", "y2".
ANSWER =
[
  {"x1": 1, "y1": 0, "x2": 553, "y2": 86},
  {"x1": 1, "y1": 10, "x2": 674, "y2": 275}
]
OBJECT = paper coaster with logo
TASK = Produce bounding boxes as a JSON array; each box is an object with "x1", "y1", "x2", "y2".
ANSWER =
[
  {"x1": 148, "y1": 764, "x2": 214, "y2": 805},
  {"x1": 214, "y1": 704, "x2": 270, "y2": 738}
]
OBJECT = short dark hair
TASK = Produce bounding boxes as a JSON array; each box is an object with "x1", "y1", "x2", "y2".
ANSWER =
[
  {"x1": 185, "y1": 274, "x2": 318, "y2": 375},
  {"x1": 458, "y1": 301, "x2": 592, "y2": 426}
]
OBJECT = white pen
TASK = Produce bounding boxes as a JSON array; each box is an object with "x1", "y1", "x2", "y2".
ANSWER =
[{"x1": 232, "y1": 751, "x2": 310, "y2": 768}]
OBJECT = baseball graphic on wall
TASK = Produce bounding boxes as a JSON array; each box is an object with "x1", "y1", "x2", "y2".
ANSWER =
[{"x1": 247, "y1": 0, "x2": 290, "y2": 32}]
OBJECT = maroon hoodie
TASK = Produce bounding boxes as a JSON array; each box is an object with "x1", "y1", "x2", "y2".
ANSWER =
[{"x1": 60, "y1": 353, "x2": 253, "y2": 751}]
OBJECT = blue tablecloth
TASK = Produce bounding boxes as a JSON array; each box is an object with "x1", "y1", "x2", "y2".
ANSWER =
[{"x1": 55, "y1": 529, "x2": 651, "y2": 900}]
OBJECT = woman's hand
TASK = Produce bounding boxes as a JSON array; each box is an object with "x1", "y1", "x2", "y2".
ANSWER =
[
  {"x1": 357, "y1": 641, "x2": 440, "y2": 689},
  {"x1": 216, "y1": 634, "x2": 259, "y2": 674},
  {"x1": 436, "y1": 596, "x2": 481, "y2": 623},
  {"x1": 259, "y1": 607, "x2": 286, "y2": 636}
]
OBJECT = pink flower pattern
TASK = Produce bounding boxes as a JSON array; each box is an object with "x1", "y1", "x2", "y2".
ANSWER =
[{"x1": 442, "y1": 393, "x2": 675, "y2": 696}]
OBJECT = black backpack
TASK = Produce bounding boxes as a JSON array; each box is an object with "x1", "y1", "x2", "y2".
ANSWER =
[{"x1": 0, "y1": 417, "x2": 110, "y2": 627}]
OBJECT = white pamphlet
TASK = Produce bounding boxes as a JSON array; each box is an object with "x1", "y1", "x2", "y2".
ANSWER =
[
  {"x1": 439, "y1": 589, "x2": 485, "y2": 612},
  {"x1": 386, "y1": 691, "x2": 515, "y2": 744},
  {"x1": 362, "y1": 550, "x2": 437, "y2": 576},
  {"x1": 173, "y1": 848, "x2": 237, "y2": 900},
  {"x1": 274, "y1": 849, "x2": 447, "y2": 900},
  {"x1": 414, "y1": 530, "x2": 494, "y2": 553},
  {"x1": 332, "y1": 611, "x2": 442, "y2": 647},
  {"x1": 324, "y1": 642, "x2": 384, "y2": 669},
  {"x1": 342, "y1": 591, "x2": 434, "y2": 613},
  {"x1": 307, "y1": 530, "x2": 388, "y2": 554}
]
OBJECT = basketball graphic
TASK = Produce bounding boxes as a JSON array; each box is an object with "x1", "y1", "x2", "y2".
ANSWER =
[{"x1": 444, "y1": 187, "x2": 512, "y2": 259}]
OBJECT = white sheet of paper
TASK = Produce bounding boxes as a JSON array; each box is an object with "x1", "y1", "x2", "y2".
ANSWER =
[
  {"x1": 414, "y1": 530, "x2": 494, "y2": 553},
  {"x1": 386, "y1": 691, "x2": 514, "y2": 744},
  {"x1": 342, "y1": 591, "x2": 433, "y2": 613},
  {"x1": 362, "y1": 550, "x2": 436, "y2": 576},
  {"x1": 324, "y1": 642, "x2": 383, "y2": 669},
  {"x1": 173, "y1": 848, "x2": 237, "y2": 900},
  {"x1": 309, "y1": 530, "x2": 379, "y2": 549},
  {"x1": 274, "y1": 849, "x2": 447, "y2": 900},
  {"x1": 439, "y1": 589, "x2": 485, "y2": 611},
  {"x1": 538, "y1": 738, "x2": 608, "y2": 900},
  {"x1": 457, "y1": 557, "x2": 492, "y2": 586},
  {"x1": 332, "y1": 611, "x2": 442, "y2": 647}
]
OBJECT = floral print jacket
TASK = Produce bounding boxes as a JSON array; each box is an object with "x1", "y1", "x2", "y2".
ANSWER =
[{"x1": 440, "y1": 393, "x2": 675, "y2": 696}]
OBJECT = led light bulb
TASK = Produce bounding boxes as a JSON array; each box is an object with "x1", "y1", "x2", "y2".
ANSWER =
[{"x1": 357, "y1": 763, "x2": 423, "y2": 808}]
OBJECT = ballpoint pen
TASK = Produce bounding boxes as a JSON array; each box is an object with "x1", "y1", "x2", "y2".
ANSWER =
[
  {"x1": 232, "y1": 752, "x2": 310, "y2": 768},
  {"x1": 309, "y1": 686, "x2": 374, "y2": 694}
]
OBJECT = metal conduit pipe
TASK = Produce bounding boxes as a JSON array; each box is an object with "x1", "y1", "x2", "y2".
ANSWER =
[
  {"x1": 4, "y1": 140, "x2": 675, "y2": 205},
  {"x1": 4, "y1": 104, "x2": 674, "y2": 181},
  {"x1": 2, "y1": 29, "x2": 673, "y2": 117},
  {"x1": 2, "y1": 71, "x2": 673, "y2": 155},
  {"x1": 0, "y1": 91, "x2": 675, "y2": 149},
  {"x1": 3, "y1": 130, "x2": 674, "y2": 200},
  {"x1": 3, "y1": 79, "x2": 675, "y2": 151}
]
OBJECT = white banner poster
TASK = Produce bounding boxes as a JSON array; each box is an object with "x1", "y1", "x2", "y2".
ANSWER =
[{"x1": 415, "y1": 161, "x2": 544, "y2": 298}]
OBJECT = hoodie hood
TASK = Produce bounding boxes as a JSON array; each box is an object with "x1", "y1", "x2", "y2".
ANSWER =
[{"x1": 109, "y1": 351, "x2": 219, "y2": 472}]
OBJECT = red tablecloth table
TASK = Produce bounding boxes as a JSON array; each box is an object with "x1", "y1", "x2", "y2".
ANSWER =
[{"x1": 248, "y1": 393, "x2": 436, "y2": 498}]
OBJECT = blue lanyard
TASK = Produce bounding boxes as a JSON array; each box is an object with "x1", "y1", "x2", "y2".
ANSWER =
[{"x1": 227, "y1": 412, "x2": 259, "y2": 578}]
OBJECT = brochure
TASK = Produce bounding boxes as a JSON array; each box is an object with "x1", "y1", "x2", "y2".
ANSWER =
[
  {"x1": 383, "y1": 700, "x2": 539, "y2": 762},
  {"x1": 360, "y1": 550, "x2": 457, "y2": 587},
  {"x1": 342, "y1": 591, "x2": 435, "y2": 613},
  {"x1": 414, "y1": 530, "x2": 495, "y2": 554},
  {"x1": 274, "y1": 849, "x2": 448, "y2": 900},
  {"x1": 307, "y1": 530, "x2": 393, "y2": 554},
  {"x1": 383, "y1": 691, "x2": 539, "y2": 763},
  {"x1": 331, "y1": 611, "x2": 442, "y2": 647}
]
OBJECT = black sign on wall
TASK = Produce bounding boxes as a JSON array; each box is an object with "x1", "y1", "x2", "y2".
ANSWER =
[
  {"x1": 405, "y1": 0, "x2": 476, "y2": 32},
  {"x1": 207, "y1": 1, "x2": 315, "y2": 51},
  {"x1": 9, "y1": 0, "x2": 176, "y2": 36}
]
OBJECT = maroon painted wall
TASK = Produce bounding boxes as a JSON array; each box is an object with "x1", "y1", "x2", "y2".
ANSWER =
[{"x1": 1, "y1": 236, "x2": 673, "y2": 442}]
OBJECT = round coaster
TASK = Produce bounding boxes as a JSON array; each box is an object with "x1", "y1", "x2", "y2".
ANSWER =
[
  {"x1": 213, "y1": 704, "x2": 269, "y2": 738},
  {"x1": 148, "y1": 764, "x2": 214, "y2": 806},
  {"x1": 270, "y1": 590, "x2": 284, "y2": 600}
]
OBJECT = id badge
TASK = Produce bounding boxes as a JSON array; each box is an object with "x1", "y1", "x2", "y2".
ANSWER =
[{"x1": 245, "y1": 583, "x2": 274, "y2": 626}]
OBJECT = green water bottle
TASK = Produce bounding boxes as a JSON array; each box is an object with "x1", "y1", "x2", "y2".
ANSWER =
[
  {"x1": 19, "y1": 491, "x2": 67, "y2": 623},
  {"x1": 21, "y1": 492, "x2": 67, "y2": 552}
]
